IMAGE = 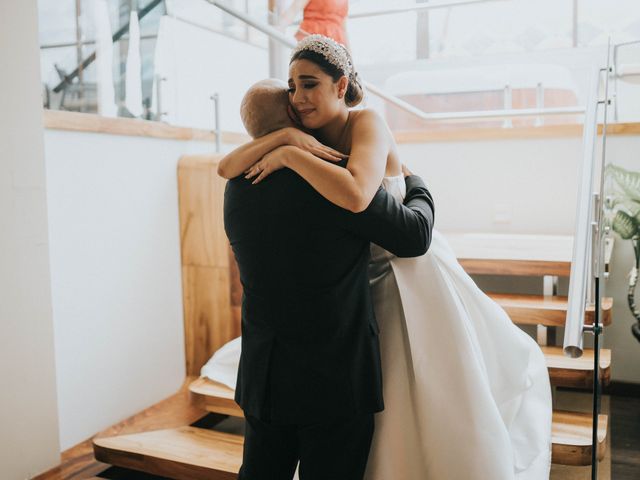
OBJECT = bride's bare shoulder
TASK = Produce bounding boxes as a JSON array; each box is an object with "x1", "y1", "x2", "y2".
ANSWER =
[
  {"x1": 351, "y1": 109, "x2": 400, "y2": 175},
  {"x1": 350, "y1": 108, "x2": 390, "y2": 136},
  {"x1": 351, "y1": 108, "x2": 383, "y2": 123}
]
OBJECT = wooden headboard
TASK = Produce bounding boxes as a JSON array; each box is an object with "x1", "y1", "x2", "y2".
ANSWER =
[{"x1": 177, "y1": 154, "x2": 242, "y2": 376}]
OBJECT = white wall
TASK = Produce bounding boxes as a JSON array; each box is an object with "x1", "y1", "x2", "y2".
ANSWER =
[
  {"x1": 400, "y1": 133, "x2": 640, "y2": 383},
  {"x1": 44, "y1": 130, "x2": 218, "y2": 450},
  {"x1": 0, "y1": 1, "x2": 61, "y2": 479},
  {"x1": 400, "y1": 136, "x2": 582, "y2": 234}
]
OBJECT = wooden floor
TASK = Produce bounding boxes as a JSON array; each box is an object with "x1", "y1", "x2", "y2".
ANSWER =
[{"x1": 37, "y1": 387, "x2": 639, "y2": 480}]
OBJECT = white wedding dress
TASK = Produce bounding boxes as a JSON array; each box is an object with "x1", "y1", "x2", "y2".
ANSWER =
[{"x1": 202, "y1": 175, "x2": 552, "y2": 480}]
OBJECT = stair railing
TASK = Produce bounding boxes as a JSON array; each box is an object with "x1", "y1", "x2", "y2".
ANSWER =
[
  {"x1": 563, "y1": 58, "x2": 612, "y2": 359},
  {"x1": 563, "y1": 66, "x2": 603, "y2": 359},
  {"x1": 562, "y1": 44, "x2": 612, "y2": 479}
]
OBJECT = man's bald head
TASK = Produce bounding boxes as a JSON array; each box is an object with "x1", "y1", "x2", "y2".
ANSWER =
[{"x1": 240, "y1": 79, "x2": 295, "y2": 138}]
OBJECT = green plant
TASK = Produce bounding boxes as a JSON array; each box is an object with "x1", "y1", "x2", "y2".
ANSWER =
[{"x1": 605, "y1": 164, "x2": 640, "y2": 341}]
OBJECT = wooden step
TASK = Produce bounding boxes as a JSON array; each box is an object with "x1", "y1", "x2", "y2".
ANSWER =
[
  {"x1": 543, "y1": 346, "x2": 611, "y2": 388},
  {"x1": 552, "y1": 410, "x2": 608, "y2": 466},
  {"x1": 444, "y1": 233, "x2": 574, "y2": 276},
  {"x1": 191, "y1": 349, "x2": 614, "y2": 408},
  {"x1": 189, "y1": 384, "x2": 610, "y2": 467},
  {"x1": 488, "y1": 292, "x2": 613, "y2": 327},
  {"x1": 190, "y1": 377, "x2": 244, "y2": 418},
  {"x1": 93, "y1": 426, "x2": 243, "y2": 480},
  {"x1": 93, "y1": 414, "x2": 607, "y2": 476}
]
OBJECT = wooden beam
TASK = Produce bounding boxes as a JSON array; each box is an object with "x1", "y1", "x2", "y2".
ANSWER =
[{"x1": 178, "y1": 154, "x2": 241, "y2": 376}]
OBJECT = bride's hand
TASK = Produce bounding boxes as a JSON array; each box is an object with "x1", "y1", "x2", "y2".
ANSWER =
[
  {"x1": 283, "y1": 127, "x2": 348, "y2": 163},
  {"x1": 245, "y1": 145, "x2": 292, "y2": 184}
]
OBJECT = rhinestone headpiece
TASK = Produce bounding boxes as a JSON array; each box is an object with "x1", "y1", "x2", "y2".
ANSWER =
[{"x1": 291, "y1": 34, "x2": 354, "y2": 78}]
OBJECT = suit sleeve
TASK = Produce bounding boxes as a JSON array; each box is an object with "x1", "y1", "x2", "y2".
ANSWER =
[{"x1": 331, "y1": 175, "x2": 435, "y2": 258}]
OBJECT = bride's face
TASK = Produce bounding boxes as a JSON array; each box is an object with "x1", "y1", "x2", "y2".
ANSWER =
[{"x1": 288, "y1": 59, "x2": 347, "y2": 130}]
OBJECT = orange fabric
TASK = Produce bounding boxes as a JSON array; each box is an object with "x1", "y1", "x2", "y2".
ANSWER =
[{"x1": 296, "y1": 0, "x2": 349, "y2": 46}]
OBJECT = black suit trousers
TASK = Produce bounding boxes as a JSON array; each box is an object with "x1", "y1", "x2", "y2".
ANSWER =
[{"x1": 238, "y1": 410, "x2": 375, "y2": 480}]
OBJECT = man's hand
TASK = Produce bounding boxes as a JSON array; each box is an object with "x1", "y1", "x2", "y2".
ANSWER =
[
  {"x1": 282, "y1": 126, "x2": 348, "y2": 163},
  {"x1": 401, "y1": 164, "x2": 414, "y2": 178}
]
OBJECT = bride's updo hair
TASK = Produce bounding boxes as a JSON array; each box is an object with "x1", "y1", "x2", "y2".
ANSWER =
[{"x1": 290, "y1": 35, "x2": 364, "y2": 108}]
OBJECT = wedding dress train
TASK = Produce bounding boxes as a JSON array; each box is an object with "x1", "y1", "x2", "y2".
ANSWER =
[{"x1": 202, "y1": 175, "x2": 552, "y2": 479}]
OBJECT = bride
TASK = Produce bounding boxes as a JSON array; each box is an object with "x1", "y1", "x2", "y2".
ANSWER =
[{"x1": 209, "y1": 34, "x2": 552, "y2": 479}]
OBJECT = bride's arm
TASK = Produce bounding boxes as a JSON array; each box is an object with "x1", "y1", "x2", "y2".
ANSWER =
[
  {"x1": 248, "y1": 110, "x2": 388, "y2": 213},
  {"x1": 217, "y1": 127, "x2": 348, "y2": 179},
  {"x1": 217, "y1": 129, "x2": 290, "y2": 179}
]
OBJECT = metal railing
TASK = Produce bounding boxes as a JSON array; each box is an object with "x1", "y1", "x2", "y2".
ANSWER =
[
  {"x1": 563, "y1": 66, "x2": 602, "y2": 359},
  {"x1": 561, "y1": 46, "x2": 611, "y2": 478},
  {"x1": 563, "y1": 58, "x2": 611, "y2": 358}
]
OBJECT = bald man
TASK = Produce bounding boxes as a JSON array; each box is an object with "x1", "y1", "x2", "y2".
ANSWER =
[{"x1": 240, "y1": 78, "x2": 296, "y2": 139}]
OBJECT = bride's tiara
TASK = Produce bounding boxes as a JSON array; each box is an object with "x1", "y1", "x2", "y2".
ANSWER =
[{"x1": 291, "y1": 34, "x2": 354, "y2": 78}]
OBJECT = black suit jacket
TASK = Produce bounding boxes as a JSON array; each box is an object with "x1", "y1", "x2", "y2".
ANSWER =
[{"x1": 224, "y1": 168, "x2": 434, "y2": 424}]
